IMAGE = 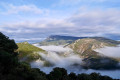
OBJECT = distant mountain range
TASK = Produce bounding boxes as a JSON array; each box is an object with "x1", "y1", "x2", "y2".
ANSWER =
[{"x1": 38, "y1": 35, "x2": 120, "y2": 46}]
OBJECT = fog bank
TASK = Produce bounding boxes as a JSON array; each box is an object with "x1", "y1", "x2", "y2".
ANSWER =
[
  {"x1": 95, "y1": 45, "x2": 120, "y2": 58},
  {"x1": 31, "y1": 44, "x2": 120, "y2": 79},
  {"x1": 31, "y1": 45, "x2": 82, "y2": 73}
]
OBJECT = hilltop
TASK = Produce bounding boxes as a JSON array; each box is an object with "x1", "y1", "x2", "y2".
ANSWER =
[{"x1": 17, "y1": 42, "x2": 45, "y2": 62}]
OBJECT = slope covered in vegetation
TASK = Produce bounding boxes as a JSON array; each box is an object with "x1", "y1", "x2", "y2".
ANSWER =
[{"x1": 17, "y1": 42, "x2": 45, "y2": 62}]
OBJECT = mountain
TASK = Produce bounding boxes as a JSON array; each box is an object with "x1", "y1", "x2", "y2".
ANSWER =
[
  {"x1": 68, "y1": 37, "x2": 120, "y2": 69},
  {"x1": 69, "y1": 37, "x2": 120, "y2": 57},
  {"x1": 37, "y1": 35, "x2": 120, "y2": 69},
  {"x1": 39, "y1": 35, "x2": 88, "y2": 46},
  {"x1": 38, "y1": 35, "x2": 120, "y2": 46},
  {"x1": 1, "y1": 32, "x2": 117, "y2": 80},
  {"x1": 17, "y1": 42, "x2": 46, "y2": 62}
]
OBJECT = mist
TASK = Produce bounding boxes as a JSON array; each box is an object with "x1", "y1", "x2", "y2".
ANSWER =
[
  {"x1": 31, "y1": 44, "x2": 120, "y2": 79},
  {"x1": 31, "y1": 45, "x2": 82, "y2": 73},
  {"x1": 95, "y1": 45, "x2": 120, "y2": 58},
  {"x1": 39, "y1": 45, "x2": 72, "y2": 52}
]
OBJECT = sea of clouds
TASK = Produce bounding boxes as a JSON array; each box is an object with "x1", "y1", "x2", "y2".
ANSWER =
[
  {"x1": 95, "y1": 45, "x2": 120, "y2": 58},
  {"x1": 31, "y1": 45, "x2": 120, "y2": 79}
]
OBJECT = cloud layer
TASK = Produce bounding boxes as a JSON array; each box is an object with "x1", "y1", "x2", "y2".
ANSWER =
[
  {"x1": 31, "y1": 44, "x2": 120, "y2": 79},
  {"x1": 0, "y1": 0, "x2": 120, "y2": 42},
  {"x1": 1, "y1": 8, "x2": 120, "y2": 40},
  {"x1": 95, "y1": 45, "x2": 120, "y2": 58}
]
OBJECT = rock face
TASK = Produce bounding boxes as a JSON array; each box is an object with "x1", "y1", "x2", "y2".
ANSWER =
[
  {"x1": 68, "y1": 38, "x2": 120, "y2": 70},
  {"x1": 36, "y1": 35, "x2": 120, "y2": 70},
  {"x1": 69, "y1": 38, "x2": 119, "y2": 58}
]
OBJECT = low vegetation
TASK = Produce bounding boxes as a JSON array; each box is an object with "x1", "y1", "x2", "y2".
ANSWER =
[{"x1": 17, "y1": 42, "x2": 45, "y2": 62}]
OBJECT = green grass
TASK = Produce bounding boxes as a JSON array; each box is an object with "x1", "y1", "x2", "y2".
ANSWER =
[{"x1": 17, "y1": 42, "x2": 45, "y2": 62}]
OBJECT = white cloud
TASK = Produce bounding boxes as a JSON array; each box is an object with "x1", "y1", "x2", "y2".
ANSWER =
[
  {"x1": 95, "y1": 45, "x2": 120, "y2": 58},
  {"x1": 56, "y1": 0, "x2": 110, "y2": 6},
  {"x1": 0, "y1": 3, "x2": 48, "y2": 15},
  {"x1": 1, "y1": 8, "x2": 120, "y2": 38},
  {"x1": 39, "y1": 45, "x2": 72, "y2": 52}
]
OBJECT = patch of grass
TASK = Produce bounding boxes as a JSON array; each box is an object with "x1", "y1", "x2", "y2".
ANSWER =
[{"x1": 17, "y1": 42, "x2": 45, "y2": 62}]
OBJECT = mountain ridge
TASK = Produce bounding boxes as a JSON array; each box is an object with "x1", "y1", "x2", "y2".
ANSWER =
[{"x1": 38, "y1": 35, "x2": 120, "y2": 46}]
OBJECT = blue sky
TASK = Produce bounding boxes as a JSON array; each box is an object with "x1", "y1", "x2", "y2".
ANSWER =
[{"x1": 0, "y1": 0, "x2": 120, "y2": 43}]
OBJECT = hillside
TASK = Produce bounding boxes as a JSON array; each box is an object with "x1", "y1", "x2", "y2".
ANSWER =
[
  {"x1": 17, "y1": 42, "x2": 45, "y2": 62},
  {"x1": 68, "y1": 37, "x2": 120, "y2": 69},
  {"x1": 69, "y1": 37, "x2": 120, "y2": 57}
]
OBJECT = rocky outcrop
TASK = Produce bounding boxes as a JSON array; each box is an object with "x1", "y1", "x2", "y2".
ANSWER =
[{"x1": 69, "y1": 38, "x2": 119, "y2": 58}]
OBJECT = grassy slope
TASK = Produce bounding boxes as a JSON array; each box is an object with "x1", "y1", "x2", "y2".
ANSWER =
[{"x1": 17, "y1": 42, "x2": 45, "y2": 62}]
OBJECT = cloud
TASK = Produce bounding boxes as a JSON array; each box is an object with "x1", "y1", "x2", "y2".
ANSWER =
[
  {"x1": 95, "y1": 45, "x2": 120, "y2": 58},
  {"x1": 55, "y1": 0, "x2": 116, "y2": 7},
  {"x1": 31, "y1": 44, "x2": 120, "y2": 79},
  {"x1": 31, "y1": 45, "x2": 82, "y2": 74},
  {"x1": 1, "y1": 8, "x2": 120, "y2": 42},
  {"x1": 0, "y1": 3, "x2": 49, "y2": 15},
  {"x1": 38, "y1": 45, "x2": 73, "y2": 52},
  {"x1": 59, "y1": 0, "x2": 119, "y2": 4}
]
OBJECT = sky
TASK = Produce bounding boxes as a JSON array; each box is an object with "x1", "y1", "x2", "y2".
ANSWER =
[{"x1": 0, "y1": 0, "x2": 120, "y2": 43}]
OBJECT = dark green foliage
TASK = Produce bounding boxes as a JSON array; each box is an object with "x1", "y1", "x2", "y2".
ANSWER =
[
  {"x1": 77, "y1": 73, "x2": 91, "y2": 80},
  {"x1": 83, "y1": 57, "x2": 120, "y2": 70},
  {"x1": 0, "y1": 32, "x2": 18, "y2": 74},
  {"x1": 68, "y1": 72, "x2": 77, "y2": 80},
  {"x1": 47, "y1": 67, "x2": 68, "y2": 80},
  {"x1": 47, "y1": 68, "x2": 119, "y2": 80},
  {"x1": 0, "y1": 32, "x2": 18, "y2": 54}
]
